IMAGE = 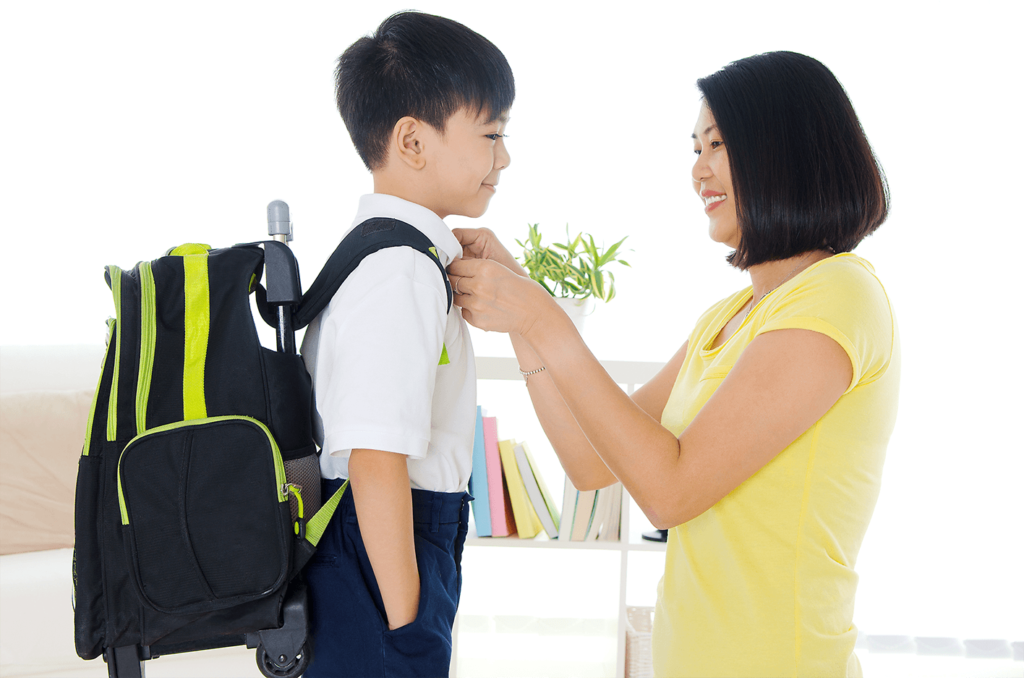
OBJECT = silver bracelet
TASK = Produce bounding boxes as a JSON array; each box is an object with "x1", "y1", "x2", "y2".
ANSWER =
[{"x1": 519, "y1": 365, "x2": 546, "y2": 385}]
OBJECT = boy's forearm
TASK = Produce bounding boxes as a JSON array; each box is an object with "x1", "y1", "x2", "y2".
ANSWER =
[{"x1": 348, "y1": 448, "x2": 419, "y2": 630}]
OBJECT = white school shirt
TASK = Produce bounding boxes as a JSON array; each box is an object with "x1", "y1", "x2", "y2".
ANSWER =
[{"x1": 300, "y1": 193, "x2": 477, "y2": 493}]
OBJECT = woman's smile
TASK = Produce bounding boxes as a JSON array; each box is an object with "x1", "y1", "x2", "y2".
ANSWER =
[{"x1": 702, "y1": 191, "x2": 727, "y2": 213}]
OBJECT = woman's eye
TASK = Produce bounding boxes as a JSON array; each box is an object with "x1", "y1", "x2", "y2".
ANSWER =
[{"x1": 710, "y1": 141, "x2": 724, "y2": 149}]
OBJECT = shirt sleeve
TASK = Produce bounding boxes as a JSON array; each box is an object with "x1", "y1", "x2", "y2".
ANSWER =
[
  {"x1": 754, "y1": 258, "x2": 896, "y2": 394},
  {"x1": 313, "y1": 246, "x2": 448, "y2": 459}
]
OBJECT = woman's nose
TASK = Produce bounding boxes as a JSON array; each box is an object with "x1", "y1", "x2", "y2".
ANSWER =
[{"x1": 692, "y1": 156, "x2": 709, "y2": 185}]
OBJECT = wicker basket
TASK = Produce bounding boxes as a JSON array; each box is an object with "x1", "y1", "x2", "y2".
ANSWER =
[{"x1": 625, "y1": 606, "x2": 654, "y2": 678}]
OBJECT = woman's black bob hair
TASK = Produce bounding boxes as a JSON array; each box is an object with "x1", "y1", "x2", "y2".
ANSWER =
[{"x1": 697, "y1": 51, "x2": 889, "y2": 269}]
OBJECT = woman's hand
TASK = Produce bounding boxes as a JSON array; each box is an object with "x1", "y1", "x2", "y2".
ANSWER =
[
  {"x1": 448, "y1": 257, "x2": 554, "y2": 337},
  {"x1": 452, "y1": 227, "x2": 528, "y2": 277}
]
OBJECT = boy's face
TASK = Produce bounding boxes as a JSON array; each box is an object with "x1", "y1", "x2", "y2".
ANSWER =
[{"x1": 421, "y1": 108, "x2": 510, "y2": 219}]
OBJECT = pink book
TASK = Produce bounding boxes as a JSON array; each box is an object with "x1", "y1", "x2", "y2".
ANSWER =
[{"x1": 483, "y1": 416, "x2": 513, "y2": 536}]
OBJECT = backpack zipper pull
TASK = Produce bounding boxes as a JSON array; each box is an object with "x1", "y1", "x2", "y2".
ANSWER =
[{"x1": 282, "y1": 483, "x2": 305, "y2": 539}]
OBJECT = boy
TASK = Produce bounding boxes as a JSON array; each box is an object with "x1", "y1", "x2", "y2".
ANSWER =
[{"x1": 299, "y1": 11, "x2": 513, "y2": 677}]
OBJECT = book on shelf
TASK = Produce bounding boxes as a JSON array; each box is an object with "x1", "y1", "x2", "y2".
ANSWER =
[
  {"x1": 497, "y1": 439, "x2": 542, "y2": 539},
  {"x1": 482, "y1": 416, "x2": 515, "y2": 537},
  {"x1": 558, "y1": 476, "x2": 576, "y2": 541},
  {"x1": 468, "y1": 406, "x2": 491, "y2": 537},
  {"x1": 560, "y1": 481, "x2": 623, "y2": 542},
  {"x1": 514, "y1": 441, "x2": 560, "y2": 539},
  {"x1": 599, "y1": 483, "x2": 623, "y2": 541},
  {"x1": 586, "y1": 483, "x2": 623, "y2": 542},
  {"x1": 568, "y1": 488, "x2": 598, "y2": 541},
  {"x1": 470, "y1": 408, "x2": 573, "y2": 541}
]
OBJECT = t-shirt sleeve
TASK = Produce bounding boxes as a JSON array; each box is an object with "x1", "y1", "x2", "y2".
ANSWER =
[
  {"x1": 754, "y1": 259, "x2": 895, "y2": 394},
  {"x1": 313, "y1": 247, "x2": 448, "y2": 459}
]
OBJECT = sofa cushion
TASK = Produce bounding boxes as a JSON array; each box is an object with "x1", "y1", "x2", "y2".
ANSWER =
[{"x1": 0, "y1": 390, "x2": 92, "y2": 555}]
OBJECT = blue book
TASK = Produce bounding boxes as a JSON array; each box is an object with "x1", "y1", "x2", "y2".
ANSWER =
[{"x1": 468, "y1": 406, "x2": 492, "y2": 536}]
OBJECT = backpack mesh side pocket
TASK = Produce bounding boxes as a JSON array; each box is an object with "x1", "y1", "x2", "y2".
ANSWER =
[{"x1": 283, "y1": 454, "x2": 321, "y2": 523}]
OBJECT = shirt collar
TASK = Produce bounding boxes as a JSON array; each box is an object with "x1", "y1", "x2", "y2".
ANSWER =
[{"x1": 349, "y1": 193, "x2": 463, "y2": 266}]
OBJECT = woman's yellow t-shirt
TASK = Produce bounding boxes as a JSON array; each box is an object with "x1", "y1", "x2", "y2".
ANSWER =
[{"x1": 653, "y1": 253, "x2": 900, "y2": 678}]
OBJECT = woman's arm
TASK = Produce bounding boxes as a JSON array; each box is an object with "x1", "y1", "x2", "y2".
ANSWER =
[
  {"x1": 630, "y1": 339, "x2": 690, "y2": 422},
  {"x1": 453, "y1": 228, "x2": 687, "y2": 491},
  {"x1": 449, "y1": 257, "x2": 852, "y2": 529},
  {"x1": 508, "y1": 333, "x2": 615, "y2": 490},
  {"x1": 511, "y1": 334, "x2": 690, "y2": 491},
  {"x1": 453, "y1": 228, "x2": 612, "y2": 488}
]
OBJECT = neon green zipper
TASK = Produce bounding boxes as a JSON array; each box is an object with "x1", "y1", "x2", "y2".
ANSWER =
[
  {"x1": 117, "y1": 415, "x2": 287, "y2": 526},
  {"x1": 106, "y1": 266, "x2": 123, "y2": 441},
  {"x1": 83, "y1": 318, "x2": 116, "y2": 457},
  {"x1": 136, "y1": 262, "x2": 156, "y2": 434},
  {"x1": 285, "y1": 483, "x2": 304, "y2": 536}
]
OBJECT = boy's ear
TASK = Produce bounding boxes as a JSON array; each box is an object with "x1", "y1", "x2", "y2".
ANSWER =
[{"x1": 390, "y1": 116, "x2": 428, "y2": 170}]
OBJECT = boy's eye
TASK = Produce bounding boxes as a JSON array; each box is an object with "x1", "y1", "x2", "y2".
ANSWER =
[{"x1": 485, "y1": 133, "x2": 508, "y2": 141}]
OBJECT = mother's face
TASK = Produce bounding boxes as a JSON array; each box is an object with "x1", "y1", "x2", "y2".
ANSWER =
[{"x1": 691, "y1": 103, "x2": 738, "y2": 248}]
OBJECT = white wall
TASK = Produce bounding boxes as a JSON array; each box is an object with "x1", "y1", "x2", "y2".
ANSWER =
[{"x1": 1, "y1": 0, "x2": 1021, "y2": 643}]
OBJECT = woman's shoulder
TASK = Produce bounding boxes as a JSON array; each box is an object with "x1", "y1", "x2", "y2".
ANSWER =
[
  {"x1": 792, "y1": 253, "x2": 893, "y2": 316},
  {"x1": 766, "y1": 252, "x2": 898, "y2": 388},
  {"x1": 807, "y1": 252, "x2": 885, "y2": 289}
]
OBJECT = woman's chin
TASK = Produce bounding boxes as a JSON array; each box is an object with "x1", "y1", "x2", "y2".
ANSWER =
[{"x1": 708, "y1": 225, "x2": 739, "y2": 249}]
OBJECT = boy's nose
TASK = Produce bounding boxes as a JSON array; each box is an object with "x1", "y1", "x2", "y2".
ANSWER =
[{"x1": 495, "y1": 139, "x2": 511, "y2": 170}]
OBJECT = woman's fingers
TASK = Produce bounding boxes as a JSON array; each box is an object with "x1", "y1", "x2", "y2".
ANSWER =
[
  {"x1": 451, "y1": 227, "x2": 524, "y2": 274},
  {"x1": 451, "y1": 228, "x2": 482, "y2": 259},
  {"x1": 451, "y1": 274, "x2": 470, "y2": 297},
  {"x1": 447, "y1": 257, "x2": 482, "y2": 279},
  {"x1": 447, "y1": 257, "x2": 552, "y2": 336}
]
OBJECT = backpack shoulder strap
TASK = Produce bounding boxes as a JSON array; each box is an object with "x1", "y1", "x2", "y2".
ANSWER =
[{"x1": 290, "y1": 217, "x2": 453, "y2": 330}]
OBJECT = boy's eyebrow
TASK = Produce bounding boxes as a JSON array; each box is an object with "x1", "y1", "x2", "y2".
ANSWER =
[{"x1": 690, "y1": 124, "x2": 718, "y2": 139}]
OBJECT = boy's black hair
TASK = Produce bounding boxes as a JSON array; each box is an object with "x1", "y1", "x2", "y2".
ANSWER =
[
  {"x1": 697, "y1": 51, "x2": 889, "y2": 270},
  {"x1": 336, "y1": 11, "x2": 515, "y2": 171}
]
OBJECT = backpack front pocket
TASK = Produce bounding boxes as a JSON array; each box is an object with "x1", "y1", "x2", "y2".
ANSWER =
[{"x1": 118, "y1": 416, "x2": 291, "y2": 615}]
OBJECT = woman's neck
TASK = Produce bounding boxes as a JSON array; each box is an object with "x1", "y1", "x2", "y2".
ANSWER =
[{"x1": 747, "y1": 249, "x2": 833, "y2": 304}]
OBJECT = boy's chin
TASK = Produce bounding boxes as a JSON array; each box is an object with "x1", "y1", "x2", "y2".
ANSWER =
[{"x1": 450, "y1": 199, "x2": 493, "y2": 220}]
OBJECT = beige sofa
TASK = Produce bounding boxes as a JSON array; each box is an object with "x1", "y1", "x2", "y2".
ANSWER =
[{"x1": 0, "y1": 346, "x2": 257, "y2": 677}]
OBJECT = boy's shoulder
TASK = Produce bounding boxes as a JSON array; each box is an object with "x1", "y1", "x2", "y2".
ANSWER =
[{"x1": 345, "y1": 246, "x2": 449, "y2": 300}]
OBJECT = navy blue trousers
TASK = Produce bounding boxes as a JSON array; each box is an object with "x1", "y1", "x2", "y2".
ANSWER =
[{"x1": 304, "y1": 478, "x2": 471, "y2": 678}]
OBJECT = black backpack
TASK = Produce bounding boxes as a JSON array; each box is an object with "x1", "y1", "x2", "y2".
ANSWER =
[{"x1": 73, "y1": 207, "x2": 452, "y2": 678}]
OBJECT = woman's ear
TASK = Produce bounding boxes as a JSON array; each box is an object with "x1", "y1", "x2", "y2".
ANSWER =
[{"x1": 391, "y1": 116, "x2": 427, "y2": 170}]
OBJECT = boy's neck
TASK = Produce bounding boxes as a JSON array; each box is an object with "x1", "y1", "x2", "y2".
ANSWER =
[{"x1": 372, "y1": 174, "x2": 448, "y2": 220}]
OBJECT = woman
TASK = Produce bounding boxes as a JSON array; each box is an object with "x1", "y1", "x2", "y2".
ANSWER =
[{"x1": 449, "y1": 51, "x2": 899, "y2": 677}]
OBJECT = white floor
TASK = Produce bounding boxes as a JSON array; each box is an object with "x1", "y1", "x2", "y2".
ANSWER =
[{"x1": 4, "y1": 549, "x2": 1020, "y2": 678}]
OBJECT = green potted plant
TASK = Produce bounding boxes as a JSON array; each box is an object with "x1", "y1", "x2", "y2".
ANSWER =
[{"x1": 516, "y1": 223, "x2": 630, "y2": 331}]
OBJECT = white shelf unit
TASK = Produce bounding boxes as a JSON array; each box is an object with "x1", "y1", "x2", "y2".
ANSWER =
[{"x1": 455, "y1": 356, "x2": 667, "y2": 678}]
